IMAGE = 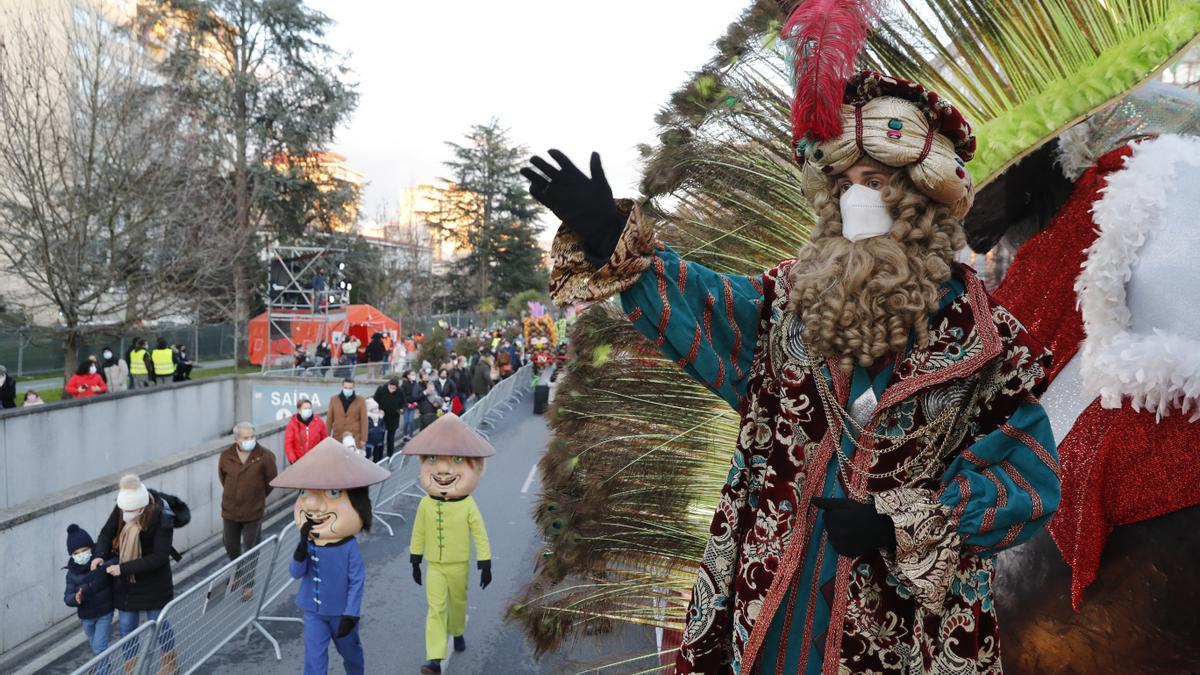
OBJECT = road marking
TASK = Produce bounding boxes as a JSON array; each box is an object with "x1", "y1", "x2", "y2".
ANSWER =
[{"x1": 520, "y1": 463, "x2": 538, "y2": 494}]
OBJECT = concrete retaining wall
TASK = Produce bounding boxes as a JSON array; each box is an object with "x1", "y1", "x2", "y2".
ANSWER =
[
  {"x1": 0, "y1": 415, "x2": 293, "y2": 655},
  {"x1": 0, "y1": 378, "x2": 237, "y2": 509}
]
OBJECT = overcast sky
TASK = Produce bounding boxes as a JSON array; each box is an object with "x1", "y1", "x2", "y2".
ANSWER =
[{"x1": 307, "y1": 0, "x2": 744, "y2": 237}]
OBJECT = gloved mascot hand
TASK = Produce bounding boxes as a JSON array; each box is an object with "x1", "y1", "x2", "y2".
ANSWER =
[
  {"x1": 293, "y1": 518, "x2": 315, "y2": 562},
  {"x1": 411, "y1": 553, "x2": 423, "y2": 586},
  {"x1": 521, "y1": 149, "x2": 626, "y2": 267},
  {"x1": 812, "y1": 497, "x2": 897, "y2": 557},
  {"x1": 478, "y1": 560, "x2": 492, "y2": 590},
  {"x1": 336, "y1": 615, "x2": 358, "y2": 639}
]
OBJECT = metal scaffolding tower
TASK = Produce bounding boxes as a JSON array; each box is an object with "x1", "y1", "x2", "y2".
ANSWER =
[{"x1": 262, "y1": 244, "x2": 349, "y2": 371}]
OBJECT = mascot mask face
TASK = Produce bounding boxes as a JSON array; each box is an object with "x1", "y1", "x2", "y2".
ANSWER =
[
  {"x1": 294, "y1": 488, "x2": 365, "y2": 544},
  {"x1": 419, "y1": 455, "x2": 483, "y2": 500}
]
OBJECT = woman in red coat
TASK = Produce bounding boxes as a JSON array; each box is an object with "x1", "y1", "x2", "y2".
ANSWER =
[
  {"x1": 64, "y1": 360, "x2": 107, "y2": 399},
  {"x1": 284, "y1": 398, "x2": 327, "y2": 464}
]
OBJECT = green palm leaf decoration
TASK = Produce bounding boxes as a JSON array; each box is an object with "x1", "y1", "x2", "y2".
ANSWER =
[{"x1": 865, "y1": 0, "x2": 1200, "y2": 186}]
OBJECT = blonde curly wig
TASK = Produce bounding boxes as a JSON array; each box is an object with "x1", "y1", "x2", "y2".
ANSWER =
[{"x1": 789, "y1": 161, "x2": 966, "y2": 372}]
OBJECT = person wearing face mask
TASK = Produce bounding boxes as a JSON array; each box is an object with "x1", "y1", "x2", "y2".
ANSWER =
[
  {"x1": 416, "y1": 371, "x2": 442, "y2": 431},
  {"x1": 218, "y1": 422, "x2": 279, "y2": 562},
  {"x1": 522, "y1": 52, "x2": 1061, "y2": 671},
  {"x1": 63, "y1": 524, "x2": 115, "y2": 656},
  {"x1": 401, "y1": 370, "x2": 422, "y2": 441},
  {"x1": 433, "y1": 369, "x2": 457, "y2": 410},
  {"x1": 64, "y1": 358, "x2": 107, "y2": 400},
  {"x1": 0, "y1": 364, "x2": 14, "y2": 409},
  {"x1": 327, "y1": 378, "x2": 368, "y2": 452},
  {"x1": 92, "y1": 474, "x2": 178, "y2": 669},
  {"x1": 286, "y1": 398, "x2": 328, "y2": 464},
  {"x1": 372, "y1": 378, "x2": 404, "y2": 457},
  {"x1": 23, "y1": 389, "x2": 44, "y2": 406},
  {"x1": 100, "y1": 346, "x2": 128, "y2": 393}
]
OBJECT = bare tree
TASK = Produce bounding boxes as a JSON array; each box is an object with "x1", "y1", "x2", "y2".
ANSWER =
[{"x1": 0, "y1": 2, "x2": 230, "y2": 375}]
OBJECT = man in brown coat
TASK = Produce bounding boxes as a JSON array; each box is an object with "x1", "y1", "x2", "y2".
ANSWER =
[
  {"x1": 327, "y1": 377, "x2": 368, "y2": 452},
  {"x1": 218, "y1": 421, "x2": 279, "y2": 561}
]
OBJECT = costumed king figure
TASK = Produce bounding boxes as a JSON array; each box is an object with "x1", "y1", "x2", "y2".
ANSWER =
[
  {"x1": 403, "y1": 412, "x2": 494, "y2": 675},
  {"x1": 521, "y1": 2, "x2": 1062, "y2": 672},
  {"x1": 270, "y1": 437, "x2": 389, "y2": 675}
]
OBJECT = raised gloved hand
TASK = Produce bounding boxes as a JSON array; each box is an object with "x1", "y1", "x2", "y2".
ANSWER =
[
  {"x1": 336, "y1": 615, "x2": 358, "y2": 638},
  {"x1": 811, "y1": 497, "x2": 897, "y2": 558},
  {"x1": 293, "y1": 519, "x2": 315, "y2": 562},
  {"x1": 478, "y1": 560, "x2": 492, "y2": 590},
  {"x1": 411, "y1": 553, "x2": 423, "y2": 586},
  {"x1": 521, "y1": 150, "x2": 626, "y2": 267}
]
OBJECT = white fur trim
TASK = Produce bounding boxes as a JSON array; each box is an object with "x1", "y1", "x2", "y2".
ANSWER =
[
  {"x1": 1054, "y1": 121, "x2": 1094, "y2": 181},
  {"x1": 1076, "y1": 134, "x2": 1200, "y2": 419}
]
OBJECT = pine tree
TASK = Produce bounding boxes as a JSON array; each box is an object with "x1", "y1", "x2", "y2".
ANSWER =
[{"x1": 438, "y1": 119, "x2": 547, "y2": 308}]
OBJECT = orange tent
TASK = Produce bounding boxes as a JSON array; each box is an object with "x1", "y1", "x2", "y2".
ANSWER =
[{"x1": 248, "y1": 304, "x2": 400, "y2": 366}]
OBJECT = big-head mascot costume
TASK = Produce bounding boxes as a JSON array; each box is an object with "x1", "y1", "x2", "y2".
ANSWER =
[
  {"x1": 403, "y1": 413, "x2": 494, "y2": 675},
  {"x1": 271, "y1": 437, "x2": 389, "y2": 675}
]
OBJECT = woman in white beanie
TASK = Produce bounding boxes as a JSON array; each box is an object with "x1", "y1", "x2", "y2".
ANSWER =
[{"x1": 92, "y1": 474, "x2": 179, "y2": 671}]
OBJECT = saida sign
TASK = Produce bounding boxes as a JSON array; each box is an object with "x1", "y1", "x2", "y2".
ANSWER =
[{"x1": 251, "y1": 383, "x2": 344, "y2": 425}]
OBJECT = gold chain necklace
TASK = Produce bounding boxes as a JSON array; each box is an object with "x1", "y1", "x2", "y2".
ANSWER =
[{"x1": 799, "y1": 353, "x2": 959, "y2": 499}]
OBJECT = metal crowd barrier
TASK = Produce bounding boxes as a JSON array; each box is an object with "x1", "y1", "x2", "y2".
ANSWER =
[
  {"x1": 70, "y1": 619, "x2": 158, "y2": 675},
  {"x1": 244, "y1": 521, "x2": 304, "y2": 659},
  {"x1": 136, "y1": 537, "x2": 278, "y2": 674},
  {"x1": 68, "y1": 362, "x2": 536, "y2": 675}
]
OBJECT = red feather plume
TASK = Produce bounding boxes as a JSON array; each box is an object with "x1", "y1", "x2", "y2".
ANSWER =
[{"x1": 783, "y1": 0, "x2": 876, "y2": 144}]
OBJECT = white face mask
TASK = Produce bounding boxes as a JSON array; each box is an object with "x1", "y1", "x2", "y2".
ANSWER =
[
  {"x1": 342, "y1": 387, "x2": 354, "y2": 396},
  {"x1": 239, "y1": 438, "x2": 256, "y2": 452},
  {"x1": 300, "y1": 408, "x2": 313, "y2": 420},
  {"x1": 72, "y1": 550, "x2": 93, "y2": 565},
  {"x1": 839, "y1": 184, "x2": 894, "y2": 242},
  {"x1": 88, "y1": 365, "x2": 97, "y2": 374},
  {"x1": 122, "y1": 509, "x2": 142, "y2": 523},
  {"x1": 103, "y1": 351, "x2": 112, "y2": 359}
]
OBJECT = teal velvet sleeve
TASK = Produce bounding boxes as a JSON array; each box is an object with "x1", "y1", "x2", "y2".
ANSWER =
[
  {"x1": 618, "y1": 244, "x2": 764, "y2": 410},
  {"x1": 938, "y1": 400, "x2": 1061, "y2": 554}
]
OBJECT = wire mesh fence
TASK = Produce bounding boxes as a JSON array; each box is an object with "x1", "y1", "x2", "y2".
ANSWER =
[{"x1": 0, "y1": 323, "x2": 237, "y2": 376}]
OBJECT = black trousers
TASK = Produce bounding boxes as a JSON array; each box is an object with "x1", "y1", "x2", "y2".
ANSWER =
[
  {"x1": 419, "y1": 413, "x2": 437, "y2": 430},
  {"x1": 223, "y1": 518, "x2": 262, "y2": 560},
  {"x1": 385, "y1": 425, "x2": 397, "y2": 457}
]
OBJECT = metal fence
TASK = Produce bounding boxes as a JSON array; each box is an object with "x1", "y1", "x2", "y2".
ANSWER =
[
  {"x1": 68, "y1": 362, "x2": 533, "y2": 675},
  {"x1": 0, "y1": 323, "x2": 237, "y2": 376},
  {"x1": 69, "y1": 619, "x2": 158, "y2": 675}
]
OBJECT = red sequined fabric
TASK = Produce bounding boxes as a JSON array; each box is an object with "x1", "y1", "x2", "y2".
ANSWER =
[
  {"x1": 993, "y1": 145, "x2": 1134, "y2": 381},
  {"x1": 1049, "y1": 401, "x2": 1200, "y2": 610},
  {"x1": 997, "y1": 142, "x2": 1200, "y2": 610}
]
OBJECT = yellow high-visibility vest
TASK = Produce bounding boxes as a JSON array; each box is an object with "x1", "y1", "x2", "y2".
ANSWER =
[
  {"x1": 151, "y1": 348, "x2": 176, "y2": 376},
  {"x1": 130, "y1": 349, "x2": 149, "y2": 375}
]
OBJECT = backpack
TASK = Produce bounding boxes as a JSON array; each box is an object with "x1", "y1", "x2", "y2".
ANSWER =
[{"x1": 149, "y1": 489, "x2": 191, "y2": 562}]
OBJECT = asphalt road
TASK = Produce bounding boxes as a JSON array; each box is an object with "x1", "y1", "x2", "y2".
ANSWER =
[{"x1": 42, "y1": 392, "x2": 658, "y2": 675}]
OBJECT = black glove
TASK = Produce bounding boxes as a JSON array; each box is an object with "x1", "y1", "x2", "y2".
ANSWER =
[
  {"x1": 411, "y1": 553, "x2": 422, "y2": 586},
  {"x1": 521, "y1": 150, "x2": 626, "y2": 267},
  {"x1": 293, "y1": 519, "x2": 315, "y2": 562},
  {"x1": 336, "y1": 615, "x2": 358, "y2": 638},
  {"x1": 478, "y1": 559, "x2": 492, "y2": 590},
  {"x1": 811, "y1": 497, "x2": 897, "y2": 558}
]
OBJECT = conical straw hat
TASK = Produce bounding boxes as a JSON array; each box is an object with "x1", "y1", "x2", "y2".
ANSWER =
[
  {"x1": 271, "y1": 437, "x2": 391, "y2": 489},
  {"x1": 401, "y1": 413, "x2": 496, "y2": 458}
]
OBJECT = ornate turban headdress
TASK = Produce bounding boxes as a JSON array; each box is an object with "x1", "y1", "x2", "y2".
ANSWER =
[{"x1": 784, "y1": 0, "x2": 977, "y2": 217}]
